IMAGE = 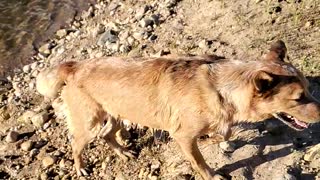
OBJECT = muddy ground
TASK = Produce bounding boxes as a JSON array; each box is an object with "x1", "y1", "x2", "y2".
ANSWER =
[{"x1": 0, "y1": 0, "x2": 320, "y2": 179}]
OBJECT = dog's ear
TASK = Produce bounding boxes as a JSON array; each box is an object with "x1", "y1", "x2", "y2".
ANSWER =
[
  {"x1": 262, "y1": 40, "x2": 287, "y2": 62},
  {"x1": 254, "y1": 71, "x2": 275, "y2": 94}
]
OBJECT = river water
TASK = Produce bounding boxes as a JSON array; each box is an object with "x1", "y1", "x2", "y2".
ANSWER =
[{"x1": 0, "y1": 0, "x2": 94, "y2": 77}]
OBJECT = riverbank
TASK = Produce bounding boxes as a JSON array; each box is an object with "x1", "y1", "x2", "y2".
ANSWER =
[
  {"x1": 0, "y1": 0, "x2": 94, "y2": 77},
  {"x1": 0, "y1": 0, "x2": 320, "y2": 179}
]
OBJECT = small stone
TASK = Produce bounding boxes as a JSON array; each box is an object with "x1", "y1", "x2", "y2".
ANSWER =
[
  {"x1": 127, "y1": 36, "x2": 135, "y2": 46},
  {"x1": 0, "y1": 107, "x2": 10, "y2": 121},
  {"x1": 73, "y1": 30, "x2": 81, "y2": 37},
  {"x1": 18, "y1": 110, "x2": 36, "y2": 124},
  {"x1": 119, "y1": 31, "x2": 130, "y2": 41},
  {"x1": 22, "y1": 65, "x2": 31, "y2": 73},
  {"x1": 138, "y1": 168, "x2": 146, "y2": 178},
  {"x1": 148, "y1": 175, "x2": 158, "y2": 180},
  {"x1": 29, "y1": 148, "x2": 39, "y2": 158},
  {"x1": 40, "y1": 172, "x2": 48, "y2": 180},
  {"x1": 95, "y1": 52, "x2": 104, "y2": 58},
  {"x1": 31, "y1": 111, "x2": 49, "y2": 128},
  {"x1": 119, "y1": 45, "x2": 130, "y2": 53},
  {"x1": 20, "y1": 141, "x2": 33, "y2": 151},
  {"x1": 150, "y1": 14, "x2": 160, "y2": 26},
  {"x1": 132, "y1": 31, "x2": 144, "y2": 41},
  {"x1": 128, "y1": 48, "x2": 141, "y2": 57},
  {"x1": 151, "y1": 160, "x2": 161, "y2": 171},
  {"x1": 56, "y1": 29, "x2": 68, "y2": 38},
  {"x1": 59, "y1": 158, "x2": 73, "y2": 169},
  {"x1": 198, "y1": 40, "x2": 209, "y2": 49},
  {"x1": 101, "y1": 161, "x2": 107, "y2": 170},
  {"x1": 148, "y1": 34, "x2": 157, "y2": 41},
  {"x1": 31, "y1": 70, "x2": 39, "y2": 77},
  {"x1": 135, "y1": 6, "x2": 149, "y2": 20},
  {"x1": 97, "y1": 29, "x2": 118, "y2": 46},
  {"x1": 304, "y1": 21, "x2": 314, "y2": 28},
  {"x1": 6, "y1": 130, "x2": 19, "y2": 143},
  {"x1": 30, "y1": 62, "x2": 39, "y2": 70},
  {"x1": 115, "y1": 172, "x2": 127, "y2": 180},
  {"x1": 42, "y1": 155, "x2": 57, "y2": 168},
  {"x1": 39, "y1": 43, "x2": 51, "y2": 56},
  {"x1": 95, "y1": 24, "x2": 105, "y2": 36},
  {"x1": 219, "y1": 141, "x2": 236, "y2": 153},
  {"x1": 140, "y1": 18, "x2": 154, "y2": 28}
]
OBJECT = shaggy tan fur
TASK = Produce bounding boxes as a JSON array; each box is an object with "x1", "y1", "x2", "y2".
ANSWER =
[{"x1": 36, "y1": 41, "x2": 320, "y2": 180}]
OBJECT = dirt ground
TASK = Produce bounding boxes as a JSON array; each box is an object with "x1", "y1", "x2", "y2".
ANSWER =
[{"x1": 0, "y1": 0, "x2": 320, "y2": 179}]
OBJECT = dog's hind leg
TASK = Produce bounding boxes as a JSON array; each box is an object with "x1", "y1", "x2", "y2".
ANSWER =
[
  {"x1": 99, "y1": 116, "x2": 136, "y2": 161},
  {"x1": 71, "y1": 133, "x2": 92, "y2": 176}
]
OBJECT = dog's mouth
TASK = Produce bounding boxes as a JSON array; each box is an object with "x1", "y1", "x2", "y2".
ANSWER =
[{"x1": 273, "y1": 112, "x2": 308, "y2": 131}]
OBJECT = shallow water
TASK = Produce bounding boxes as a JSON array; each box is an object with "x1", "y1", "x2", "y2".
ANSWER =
[{"x1": 0, "y1": 0, "x2": 94, "y2": 77}]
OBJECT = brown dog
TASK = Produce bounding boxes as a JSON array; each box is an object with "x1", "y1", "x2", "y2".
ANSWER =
[{"x1": 36, "y1": 41, "x2": 320, "y2": 179}]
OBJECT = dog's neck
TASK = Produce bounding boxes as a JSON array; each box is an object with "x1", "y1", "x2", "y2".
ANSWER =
[{"x1": 208, "y1": 60, "x2": 265, "y2": 123}]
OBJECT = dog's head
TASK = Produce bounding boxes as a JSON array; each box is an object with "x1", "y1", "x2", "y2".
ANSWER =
[{"x1": 249, "y1": 40, "x2": 320, "y2": 130}]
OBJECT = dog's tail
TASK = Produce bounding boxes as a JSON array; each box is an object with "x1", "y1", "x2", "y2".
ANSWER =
[{"x1": 36, "y1": 61, "x2": 77, "y2": 99}]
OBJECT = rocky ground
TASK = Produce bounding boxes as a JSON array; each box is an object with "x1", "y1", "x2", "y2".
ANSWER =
[{"x1": 0, "y1": 0, "x2": 320, "y2": 179}]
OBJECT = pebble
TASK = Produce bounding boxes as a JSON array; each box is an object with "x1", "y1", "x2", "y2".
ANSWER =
[
  {"x1": 38, "y1": 43, "x2": 51, "y2": 56},
  {"x1": 31, "y1": 111, "x2": 49, "y2": 128},
  {"x1": 95, "y1": 51, "x2": 104, "y2": 58},
  {"x1": 42, "y1": 155, "x2": 57, "y2": 168},
  {"x1": 151, "y1": 160, "x2": 161, "y2": 171},
  {"x1": 115, "y1": 172, "x2": 127, "y2": 180},
  {"x1": 150, "y1": 14, "x2": 160, "y2": 25},
  {"x1": 148, "y1": 34, "x2": 157, "y2": 41},
  {"x1": 219, "y1": 141, "x2": 236, "y2": 153},
  {"x1": 22, "y1": 65, "x2": 31, "y2": 73},
  {"x1": 304, "y1": 21, "x2": 313, "y2": 28},
  {"x1": 6, "y1": 130, "x2": 19, "y2": 143},
  {"x1": 56, "y1": 29, "x2": 68, "y2": 38},
  {"x1": 20, "y1": 140, "x2": 33, "y2": 151},
  {"x1": 119, "y1": 44, "x2": 130, "y2": 53},
  {"x1": 148, "y1": 174, "x2": 158, "y2": 180},
  {"x1": 29, "y1": 148, "x2": 39, "y2": 158},
  {"x1": 18, "y1": 110, "x2": 36, "y2": 124},
  {"x1": 135, "y1": 6, "x2": 149, "y2": 20},
  {"x1": 0, "y1": 107, "x2": 10, "y2": 121},
  {"x1": 30, "y1": 62, "x2": 39, "y2": 70},
  {"x1": 40, "y1": 172, "x2": 48, "y2": 180},
  {"x1": 97, "y1": 29, "x2": 118, "y2": 46},
  {"x1": 198, "y1": 39, "x2": 209, "y2": 49},
  {"x1": 138, "y1": 168, "x2": 146, "y2": 178},
  {"x1": 140, "y1": 18, "x2": 154, "y2": 28}
]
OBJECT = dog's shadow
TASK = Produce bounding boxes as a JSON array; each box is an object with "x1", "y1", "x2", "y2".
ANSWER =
[{"x1": 217, "y1": 119, "x2": 320, "y2": 180}]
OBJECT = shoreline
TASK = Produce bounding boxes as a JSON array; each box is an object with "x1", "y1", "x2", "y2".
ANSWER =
[{"x1": 0, "y1": 0, "x2": 95, "y2": 77}]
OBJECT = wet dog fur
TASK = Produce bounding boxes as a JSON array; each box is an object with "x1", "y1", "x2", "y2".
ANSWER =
[{"x1": 36, "y1": 41, "x2": 320, "y2": 179}]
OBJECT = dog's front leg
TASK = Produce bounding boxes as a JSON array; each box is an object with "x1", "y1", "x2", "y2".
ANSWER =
[{"x1": 173, "y1": 136, "x2": 226, "y2": 180}]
